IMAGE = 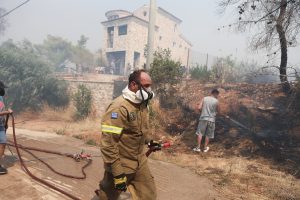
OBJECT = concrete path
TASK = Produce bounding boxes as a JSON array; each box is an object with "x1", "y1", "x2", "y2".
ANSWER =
[{"x1": 0, "y1": 128, "x2": 219, "y2": 200}]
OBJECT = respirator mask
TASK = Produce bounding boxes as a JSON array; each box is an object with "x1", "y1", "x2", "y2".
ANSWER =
[
  {"x1": 136, "y1": 87, "x2": 153, "y2": 101},
  {"x1": 135, "y1": 84, "x2": 154, "y2": 104}
]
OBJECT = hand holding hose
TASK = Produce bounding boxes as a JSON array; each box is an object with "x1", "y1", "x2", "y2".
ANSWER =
[
  {"x1": 147, "y1": 140, "x2": 162, "y2": 151},
  {"x1": 146, "y1": 141, "x2": 171, "y2": 157}
]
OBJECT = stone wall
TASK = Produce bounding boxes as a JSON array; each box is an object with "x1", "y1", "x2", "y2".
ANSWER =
[{"x1": 68, "y1": 80, "x2": 114, "y2": 116}]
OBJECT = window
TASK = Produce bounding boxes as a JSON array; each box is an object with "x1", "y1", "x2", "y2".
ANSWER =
[
  {"x1": 107, "y1": 26, "x2": 114, "y2": 35},
  {"x1": 118, "y1": 25, "x2": 127, "y2": 35},
  {"x1": 173, "y1": 42, "x2": 176, "y2": 47},
  {"x1": 143, "y1": 11, "x2": 147, "y2": 17},
  {"x1": 159, "y1": 36, "x2": 162, "y2": 41},
  {"x1": 107, "y1": 27, "x2": 114, "y2": 48}
]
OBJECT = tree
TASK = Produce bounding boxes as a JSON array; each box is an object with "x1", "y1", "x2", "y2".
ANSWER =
[
  {"x1": 150, "y1": 48, "x2": 184, "y2": 96},
  {"x1": 37, "y1": 35, "x2": 94, "y2": 72},
  {"x1": 37, "y1": 35, "x2": 73, "y2": 69},
  {"x1": 0, "y1": 40, "x2": 69, "y2": 112},
  {"x1": 218, "y1": 0, "x2": 300, "y2": 93},
  {"x1": 71, "y1": 45, "x2": 94, "y2": 73},
  {"x1": 77, "y1": 35, "x2": 88, "y2": 49},
  {"x1": 150, "y1": 48, "x2": 184, "y2": 108}
]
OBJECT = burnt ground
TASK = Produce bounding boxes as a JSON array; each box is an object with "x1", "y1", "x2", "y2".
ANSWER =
[{"x1": 152, "y1": 81, "x2": 300, "y2": 179}]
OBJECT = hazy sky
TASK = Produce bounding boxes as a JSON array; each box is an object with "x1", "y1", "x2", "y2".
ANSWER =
[{"x1": 1, "y1": 0, "x2": 299, "y2": 66}]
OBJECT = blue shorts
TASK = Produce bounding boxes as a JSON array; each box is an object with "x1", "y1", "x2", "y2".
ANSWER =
[{"x1": 0, "y1": 130, "x2": 7, "y2": 144}]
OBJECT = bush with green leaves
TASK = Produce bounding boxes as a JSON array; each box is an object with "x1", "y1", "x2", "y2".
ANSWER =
[
  {"x1": 149, "y1": 48, "x2": 184, "y2": 108},
  {"x1": 0, "y1": 40, "x2": 69, "y2": 112},
  {"x1": 73, "y1": 84, "x2": 92, "y2": 120},
  {"x1": 190, "y1": 64, "x2": 211, "y2": 82},
  {"x1": 41, "y1": 78, "x2": 70, "y2": 108},
  {"x1": 150, "y1": 48, "x2": 184, "y2": 95}
]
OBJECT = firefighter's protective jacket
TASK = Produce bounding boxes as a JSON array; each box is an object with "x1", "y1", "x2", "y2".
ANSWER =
[{"x1": 100, "y1": 95, "x2": 151, "y2": 176}]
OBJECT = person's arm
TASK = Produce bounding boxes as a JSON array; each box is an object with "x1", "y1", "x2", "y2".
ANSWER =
[
  {"x1": 100, "y1": 106, "x2": 127, "y2": 177},
  {"x1": 5, "y1": 109, "x2": 13, "y2": 130},
  {"x1": 0, "y1": 109, "x2": 12, "y2": 116},
  {"x1": 197, "y1": 98, "x2": 204, "y2": 112}
]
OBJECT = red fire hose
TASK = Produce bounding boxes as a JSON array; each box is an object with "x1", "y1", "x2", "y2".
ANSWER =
[
  {"x1": 8, "y1": 113, "x2": 171, "y2": 199},
  {"x1": 8, "y1": 113, "x2": 86, "y2": 200},
  {"x1": 146, "y1": 142, "x2": 171, "y2": 157}
]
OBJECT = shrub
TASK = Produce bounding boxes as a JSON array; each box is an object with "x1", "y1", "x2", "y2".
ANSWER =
[
  {"x1": 190, "y1": 64, "x2": 211, "y2": 82},
  {"x1": 150, "y1": 48, "x2": 184, "y2": 96},
  {"x1": 73, "y1": 84, "x2": 92, "y2": 120},
  {"x1": 150, "y1": 48, "x2": 184, "y2": 108}
]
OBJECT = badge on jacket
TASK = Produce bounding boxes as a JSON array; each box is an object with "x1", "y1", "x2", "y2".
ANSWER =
[
  {"x1": 129, "y1": 112, "x2": 136, "y2": 121},
  {"x1": 111, "y1": 112, "x2": 118, "y2": 119}
]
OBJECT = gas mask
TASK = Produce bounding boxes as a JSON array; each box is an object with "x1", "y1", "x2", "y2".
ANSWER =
[
  {"x1": 136, "y1": 87, "x2": 154, "y2": 101},
  {"x1": 122, "y1": 83, "x2": 154, "y2": 104}
]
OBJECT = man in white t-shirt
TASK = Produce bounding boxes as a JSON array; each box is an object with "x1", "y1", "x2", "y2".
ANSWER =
[{"x1": 193, "y1": 89, "x2": 220, "y2": 153}]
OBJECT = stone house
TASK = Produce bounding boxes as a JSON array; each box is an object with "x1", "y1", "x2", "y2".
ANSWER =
[{"x1": 101, "y1": 5, "x2": 192, "y2": 75}]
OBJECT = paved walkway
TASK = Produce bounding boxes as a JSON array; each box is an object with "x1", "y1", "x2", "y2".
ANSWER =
[{"x1": 0, "y1": 128, "x2": 219, "y2": 200}]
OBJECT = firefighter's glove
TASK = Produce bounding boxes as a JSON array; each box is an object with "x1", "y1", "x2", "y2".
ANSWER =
[
  {"x1": 113, "y1": 174, "x2": 127, "y2": 192},
  {"x1": 147, "y1": 140, "x2": 161, "y2": 151}
]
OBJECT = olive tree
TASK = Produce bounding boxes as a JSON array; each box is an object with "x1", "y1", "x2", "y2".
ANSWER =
[{"x1": 218, "y1": 0, "x2": 300, "y2": 93}]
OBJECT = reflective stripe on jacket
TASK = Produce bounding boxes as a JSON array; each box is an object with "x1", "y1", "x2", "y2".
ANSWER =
[{"x1": 100, "y1": 95, "x2": 151, "y2": 176}]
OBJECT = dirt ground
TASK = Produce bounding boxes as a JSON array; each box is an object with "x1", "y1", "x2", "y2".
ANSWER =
[{"x1": 0, "y1": 128, "x2": 221, "y2": 200}]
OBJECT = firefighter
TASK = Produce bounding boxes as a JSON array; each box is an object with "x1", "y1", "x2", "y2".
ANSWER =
[{"x1": 96, "y1": 69, "x2": 160, "y2": 200}]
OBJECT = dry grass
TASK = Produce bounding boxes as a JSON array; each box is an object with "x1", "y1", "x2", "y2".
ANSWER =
[{"x1": 15, "y1": 104, "x2": 101, "y2": 138}]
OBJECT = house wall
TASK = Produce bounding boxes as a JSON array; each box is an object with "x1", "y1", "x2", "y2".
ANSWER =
[
  {"x1": 134, "y1": 5, "x2": 192, "y2": 66},
  {"x1": 126, "y1": 19, "x2": 148, "y2": 70},
  {"x1": 102, "y1": 5, "x2": 192, "y2": 75}
]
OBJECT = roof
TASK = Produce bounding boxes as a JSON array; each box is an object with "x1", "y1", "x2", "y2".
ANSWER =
[
  {"x1": 105, "y1": 10, "x2": 132, "y2": 18},
  {"x1": 158, "y1": 7, "x2": 182, "y2": 24},
  {"x1": 101, "y1": 15, "x2": 159, "y2": 29},
  {"x1": 180, "y1": 34, "x2": 193, "y2": 47},
  {"x1": 103, "y1": 6, "x2": 183, "y2": 24}
]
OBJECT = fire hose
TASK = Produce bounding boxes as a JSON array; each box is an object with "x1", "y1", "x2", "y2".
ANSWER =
[
  {"x1": 7, "y1": 113, "x2": 91, "y2": 200},
  {"x1": 146, "y1": 142, "x2": 171, "y2": 157},
  {"x1": 7, "y1": 113, "x2": 171, "y2": 199}
]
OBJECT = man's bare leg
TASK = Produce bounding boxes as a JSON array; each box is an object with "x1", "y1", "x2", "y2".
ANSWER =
[
  {"x1": 197, "y1": 134, "x2": 203, "y2": 148},
  {"x1": 193, "y1": 134, "x2": 203, "y2": 152},
  {"x1": 203, "y1": 137, "x2": 210, "y2": 152}
]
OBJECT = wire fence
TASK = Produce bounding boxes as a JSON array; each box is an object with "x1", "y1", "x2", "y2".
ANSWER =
[{"x1": 189, "y1": 50, "x2": 219, "y2": 70}]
